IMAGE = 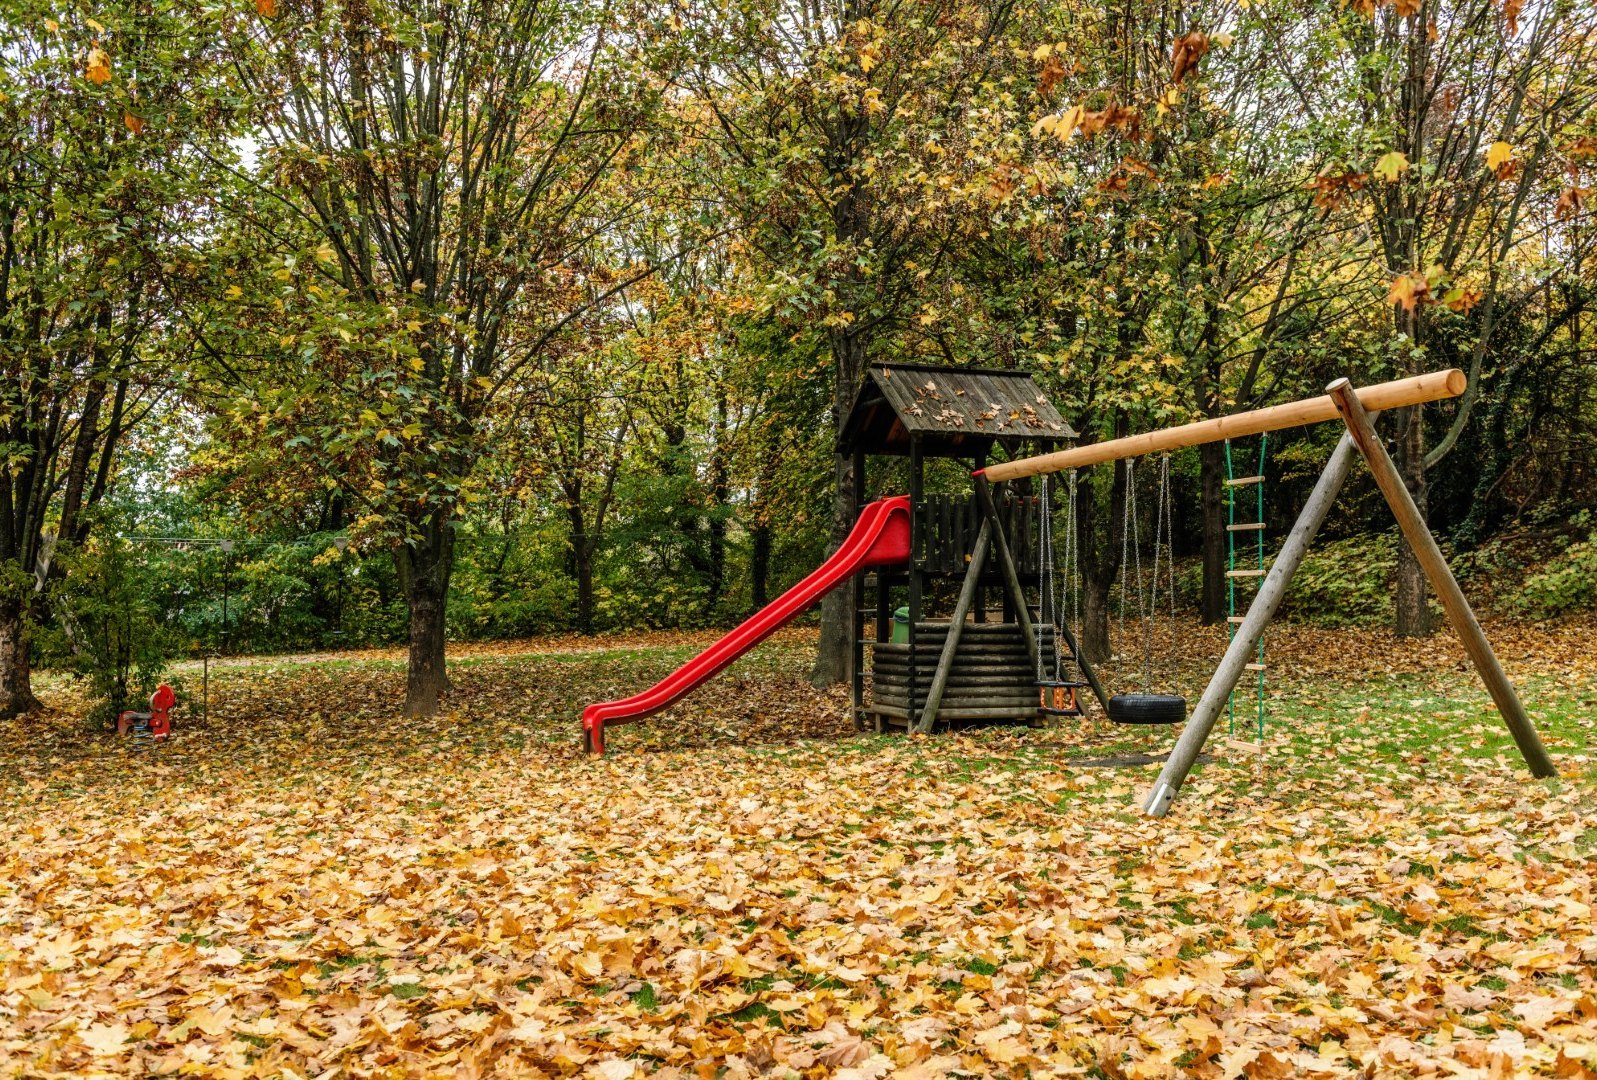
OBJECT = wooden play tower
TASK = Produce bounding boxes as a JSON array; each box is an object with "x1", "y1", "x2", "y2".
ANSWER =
[{"x1": 839, "y1": 363, "x2": 1104, "y2": 733}]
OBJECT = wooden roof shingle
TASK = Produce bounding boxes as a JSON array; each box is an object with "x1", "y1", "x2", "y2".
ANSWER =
[{"x1": 840, "y1": 363, "x2": 1076, "y2": 457}]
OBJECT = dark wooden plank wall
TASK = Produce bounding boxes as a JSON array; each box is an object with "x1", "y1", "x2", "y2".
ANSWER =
[{"x1": 914, "y1": 494, "x2": 1040, "y2": 575}]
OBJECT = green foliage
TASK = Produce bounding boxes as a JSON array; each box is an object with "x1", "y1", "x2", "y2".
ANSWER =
[
  {"x1": 1508, "y1": 514, "x2": 1597, "y2": 619},
  {"x1": 1281, "y1": 532, "x2": 1404, "y2": 627},
  {"x1": 42, "y1": 539, "x2": 184, "y2": 728}
]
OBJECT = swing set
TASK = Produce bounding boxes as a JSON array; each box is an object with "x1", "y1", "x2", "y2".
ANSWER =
[
  {"x1": 584, "y1": 365, "x2": 1557, "y2": 808},
  {"x1": 978, "y1": 368, "x2": 1557, "y2": 816},
  {"x1": 1035, "y1": 458, "x2": 1187, "y2": 727}
]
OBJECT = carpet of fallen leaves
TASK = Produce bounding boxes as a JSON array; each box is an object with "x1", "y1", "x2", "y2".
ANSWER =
[{"x1": 3, "y1": 618, "x2": 1596, "y2": 1079}]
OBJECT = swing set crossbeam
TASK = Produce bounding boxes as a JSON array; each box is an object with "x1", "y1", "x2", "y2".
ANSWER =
[{"x1": 975, "y1": 369, "x2": 1466, "y2": 482}]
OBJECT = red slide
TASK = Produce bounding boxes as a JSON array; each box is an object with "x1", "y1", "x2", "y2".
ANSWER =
[{"x1": 582, "y1": 496, "x2": 912, "y2": 754}]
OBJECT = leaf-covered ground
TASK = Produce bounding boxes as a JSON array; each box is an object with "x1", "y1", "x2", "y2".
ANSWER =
[{"x1": 3, "y1": 620, "x2": 1595, "y2": 1078}]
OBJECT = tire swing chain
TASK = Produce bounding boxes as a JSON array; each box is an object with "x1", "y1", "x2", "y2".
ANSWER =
[{"x1": 1109, "y1": 454, "x2": 1186, "y2": 727}]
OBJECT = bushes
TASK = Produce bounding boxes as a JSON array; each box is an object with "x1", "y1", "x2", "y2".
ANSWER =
[
  {"x1": 41, "y1": 538, "x2": 186, "y2": 729},
  {"x1": 1505, "y1": 512, "x2": 1597, "y2": 618},
  {"x1": 1280, "y1": 532, "x2": 1406, "y2": 626}
]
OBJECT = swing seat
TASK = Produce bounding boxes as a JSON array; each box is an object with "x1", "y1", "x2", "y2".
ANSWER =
[
  {"x1": 1036, "y1": 680, "x2": 1085, "y2": 717},
  {"x1": 1108, "y1": 693, "x2": 1186, "y2": 726}
]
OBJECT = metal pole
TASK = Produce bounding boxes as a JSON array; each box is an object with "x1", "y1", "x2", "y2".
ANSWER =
[
  {"x1": 1142, "y1": 432, "x2": 1362, "y2": 817},
  {"x1": 220, "y1": 539, "x2": 233, "y2": 656},
  {"x1": 1327, "y1": 379, "x2": 1556, "y2": 779}
]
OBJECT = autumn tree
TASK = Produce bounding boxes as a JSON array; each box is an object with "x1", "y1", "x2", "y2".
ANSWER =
[
  {"x1": 205, "y1": 0, "x2": 679, "y2": 713},
  {"x1": 1282, "y1": 0, "x2": 1597, "y2": 633},
  {"x1": 0, "y1": 1, "x2": 231, "y2": 715},
  {"x1": 682, "y1": 0, "x2": 1023, "y2": 685}
]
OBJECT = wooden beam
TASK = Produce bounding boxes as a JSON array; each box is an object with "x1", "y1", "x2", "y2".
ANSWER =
[
  {"x1": 916, "y1": 519, "x2": 991, "y2": 734},
  {"x1": 1326, "y1": 378, "x2": 1557, "y2": 780},
  {"x1": 1143, "y1": 431, "x2": 1361, "y2": 818},
  {"x1": 979, "y1": 369, "x2": 1466, "y2": 483}
]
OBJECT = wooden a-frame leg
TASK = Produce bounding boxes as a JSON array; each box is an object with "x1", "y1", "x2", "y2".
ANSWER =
[
  {"x1": 917, "y1": 520, "x2": 991, "y2": 734},
  {"x1": 1327, "y1": 378, "x2": 1556, "y2": 779},
  {"x1": 1142, "y1": 432, "x2": 1361, "y2": 817}
]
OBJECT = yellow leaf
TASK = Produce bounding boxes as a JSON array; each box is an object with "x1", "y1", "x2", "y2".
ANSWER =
[
  {"x1": 79, "y1": 1022, "x2": 128, "y2": 1056},
  {"x1": 1032, "y1": 44, "x2": 1052, "y2": 60},
  {"x1": 85, "y1": 17, "x2": 105, "y2": 32},
  {"x1": 224, "y1": 284, "x2": 243, "y2": 300},
  {"x1": 85, "y1": 45, "x2": 112, "y2": 85},
  {"x1": 1373, "y1": 150, "x2": 1410, "y2": 182},
  {"x1": 1486, "y1": 140, "x2": 1516, "y2": 177}
]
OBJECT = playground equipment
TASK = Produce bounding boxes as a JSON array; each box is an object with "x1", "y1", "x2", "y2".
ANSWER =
[
  {"x1": 978, "y1": 369, "x2": 1557, "y2": 816},
  {"x1": 1225, "y1": 435, "x2": 1269, "y2": 746},
  {"x1": 583, "y1": 366, "x2": 1557, "y2": 798},
  {"x1": 584, "y1": 363, "x2": 1101, "y2": 754},
  {"x1": 1107, "y1": 454, "x2": 1186, "y2": 726},
  {"x1": 117, "y1": 683, "x2": 177, "y2": 749}
]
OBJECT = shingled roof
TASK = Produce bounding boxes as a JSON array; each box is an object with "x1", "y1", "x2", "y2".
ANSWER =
[{"x1": 840, "y1": 363, "x2": 1076, "y2": 457}]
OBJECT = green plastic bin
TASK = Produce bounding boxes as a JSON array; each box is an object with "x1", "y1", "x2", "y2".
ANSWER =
[{"x1": 891, "y1": 606, "x2": 911, "y2": 644}]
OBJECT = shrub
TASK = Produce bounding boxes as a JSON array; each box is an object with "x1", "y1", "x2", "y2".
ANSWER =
[
  {"x1": 1511, "y1": 516, "x2": 1597, "y2": 618},
  {"x1": 42, "y1": 538, "x2": 186, "y2": 729}
]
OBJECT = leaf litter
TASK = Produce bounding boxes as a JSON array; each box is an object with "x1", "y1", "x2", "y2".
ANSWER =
[{"x1": 2, "y1": 619, "x2": 1595, "y2": 1077}]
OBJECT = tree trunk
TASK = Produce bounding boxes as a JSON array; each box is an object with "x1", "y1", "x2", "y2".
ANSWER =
[
  {"x1": 1198, "y1": 439, "x2": 1226, "y2": 625},
  {"x1": 0, "y1": 596, "x2": 41, "y2": 718},
  {"x1": 1392, "y1": 408, "x2": 1436, "y2": 636},
  {"x1": 810, "y1": 328, "x2": 867, "y2": 687},
  {"x1": 574, "y1": 540, "x2": 596, "y2": 635},
  {"x1": 395, "y1": 514, "x2": 454, "y2": 717},
  {"x1": 706, "y1": 392, "x2": 729, "y2": 619},
  {"x1": 751, "y1": 519, "x2": 772, "y2": 612},
  {"x1": 1079, "y1": 435, "x2": 1130, "y2": 664},
  {"x1": 809, "y1": 449, "x2": 856, "y2": 687}
]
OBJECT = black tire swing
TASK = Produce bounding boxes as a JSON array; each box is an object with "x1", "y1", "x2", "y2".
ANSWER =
[{"x1": 1108, "y1": 455, "x2": 1186, "y2": 726}]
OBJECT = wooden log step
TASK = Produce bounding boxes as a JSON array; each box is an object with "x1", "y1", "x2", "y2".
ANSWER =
[
  {"x1": 1245, "y1": 662, "x2": 1266, "y2": 671},
  {"x1": 1226, "y1": 569, "x2": 1266, "y2": 578},
  {"x1": 872, "y1": 673, "x2": 1041, "y2": 689},
  {"x1": 1226, "y1": 616, "x2": 1247, "y2": 624},
  {"x1": 874, "y1": 690, "x2": 1042, "y2": 707},
  {"x1": 903, "y1": 638, "x2": 1053, "y2": 652},
  {"x1": 1225, "y1": 475, "x2": 1264, "y2": 486},
  {"x1": 869, "y1": 704, "x2": 1043, "y2": 722},
  {"x1": 875, "y1": 661, "x2": 1034, "y2": 680},
  {"x1": 873, "y1": 656, "x2": 1035, "y2": 670},
  {"x1": 1227, "y1": 522, "x2": 1266, "y2": 532}
]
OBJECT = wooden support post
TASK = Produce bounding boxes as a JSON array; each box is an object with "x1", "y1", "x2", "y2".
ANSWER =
[
  {"x1": 1142, "y1": 432, "x2": 1362, "y2": 817},
  {"x1": 916, "y1": 520, "x2": 991, "y2": 734},
  {"x1": 906, "y1": 437, "x2": 924, "y2": 733},
  {"x1": 1327, "y1": 379, "x2": 1557, "y2": 780},
  {"x1": 850, "y1": 445, "x2": 867, "y2": 730},
  {"x1": 974, "y1": 476, "x2": 1040, "y2": 672}
]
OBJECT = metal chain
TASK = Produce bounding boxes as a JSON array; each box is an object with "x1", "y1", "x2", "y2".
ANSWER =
[
  {"x1": 1150, "y1": 455, "x2": 1176, "y2": 682},
  {"x1": 1066, "y1": 469, "x2": 1080, "y2": 645},
  {"x1": 1120, "y1": 458, "x2": 1146, "y2": 679},
  {"x1": 1037, "y1": 479, "x2": 1050, "y2": 683}
]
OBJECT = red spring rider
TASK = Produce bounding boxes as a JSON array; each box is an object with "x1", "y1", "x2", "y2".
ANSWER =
[{"x1": 117, "y1": 683, "x2": 177, "y2": 742}]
